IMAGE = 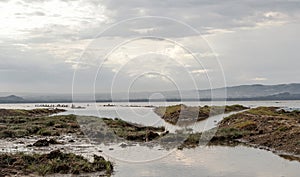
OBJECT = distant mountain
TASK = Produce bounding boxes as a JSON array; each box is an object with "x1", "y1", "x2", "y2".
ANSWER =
[
  {"x1": 246, "y1": 92, "x2": 300, "y2": 101},
  {"x1": 1, "y1": 83, "x2": 300, "y2": 103},
  {"x1": 120, "y1": 83, "x2": 300, "y2": 101},
  {"x1": 0, "y1": 95, "x2": 25, "y2": 103},
  {"x1": 197, "y1": 83, "x2": 300, "y2": 99}
]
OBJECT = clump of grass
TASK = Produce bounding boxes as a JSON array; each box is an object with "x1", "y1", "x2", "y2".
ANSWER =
[
  {"x1": 246, "y1": 107, "x2": 280, "y2": 116},
  {"x1": 283, "y1": 110, "x2": 300, "y2": 119},
  {"x1": 234, "y1": 120, "x2": 257, "y2": 130},
  {"x1": 33, "y1": 164, "x2": 51, "y2": 176},
  {"x1": 242, "y1": 107, "x2": 300, "y2": 120},
  {"x1": 37, "y1": 128, "x2": 53, "y2": 136},
  {"x1": 102, "y1": 118, "x2": 165, "y2": 142},
  {"x1": 0, "y1": 108, "x2": 65, "y2": 117},
  {"x1": 0, "y1": 150, "x2": 113, "y2": 176},
  {"x1": 75, "y1": 116, "x2": 167, "y2": 144},
  {"x1": 0, "y1": 130, "x2": 16, "y2": 138},
  {"x1": 179, "y1": 133, "x2": 202, "y2": 149},
  {"x1": 225, "y1": 104, "x2": 250, "y2": 112},
  {"x1": 154, "y1": 104, "x2": 248, "y2": 125},
  {"x1": 217, "y1": 127, "x2": 246, "y2": 139},
  {"x1": 0, "y1": 112, "x2": 81, "y2": 138},
  {"x1": 278, "y1": 126, "x2": 289, "y2": 132},
  {"x1": 155, "y1": 104, "x2": 186, "y2": 117}
]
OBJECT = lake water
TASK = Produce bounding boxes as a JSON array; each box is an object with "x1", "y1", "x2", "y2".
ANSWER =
[
  {"x1": 114, "y1": 146, "x2": 300, "y2": 177},
  {"x1": 1, "y1": 100, "x2": 300, "y2": 176}
]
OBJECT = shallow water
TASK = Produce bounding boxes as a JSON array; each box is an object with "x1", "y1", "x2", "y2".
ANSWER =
[
  {"x1": 1, "y1": 100, "x2": 300, "y2": 177},
  {"x1": 2, "y1": 137, "x2": 299, "y2": 177},
  {"x1": 10, "y1": 100, "x2": 300, "y2": 133},
  {"x1": 112, "y1": 146, "x2": 300, "y2": 177},
  {"x1": 3, "y1": 100, "x2": 299, "y2": 132}
]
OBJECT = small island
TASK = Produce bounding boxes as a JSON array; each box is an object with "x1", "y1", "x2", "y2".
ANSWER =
[
  {"x1": 179, "y1": 106, "x2": 300, "y2": 161},
  {"x1": 154, "y1": 104, "x2": 249, "y2": 125}
]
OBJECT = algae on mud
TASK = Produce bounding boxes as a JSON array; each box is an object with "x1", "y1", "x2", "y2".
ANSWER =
[
  {"x1": 0, "y1": 109, "x2": 81, "y2": 138},
  {"x1": 0, "y1": 108, "x2": 168, "y2": 143},
  {"x1": 0, "y1": 150, "x2": 113, "y2": 176},
  {"x1": 0, "y1": 109, "x2": 115, "y2": 176},
  {"x1": 154, "y1": 104, "x2": 248, "y2": 125},
  {"x1": 0, "y1": 108, "x2": 65, "y2": 117},
  {"x1": 1, "y1": 106, "x2": 300, "y2": 175},
  {"x1": 77, "y1": 116, "x2": 167, "y2": 143},
  {"x1": 217, "y1": 106, "x2": 300, "y2": 154},
  {"x1": 178, "y1": 106, "x2": 300, "y2": 161},
  {"x1": 0, "y1": 108, "x2": 171, "y2": 176}
]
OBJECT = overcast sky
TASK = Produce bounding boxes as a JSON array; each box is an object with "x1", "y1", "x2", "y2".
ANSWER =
[{"x1": 1, "y1": 0, "x2": 300, "y2": 93}]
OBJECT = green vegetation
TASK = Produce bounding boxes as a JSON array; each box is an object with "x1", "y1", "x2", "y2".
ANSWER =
[
  {"x1": 178, "y1": 133, "x2": 202, "y2": 149},
  {"x1": 154, "y1": 104, "x2": 248, "y2": 125},
  {"x1": 0, "y1": 150, "x2": 113, "y2": 176},
  {"x1": 217, "y1": 128, "x2": 244, "y2": 138},
  {"x1": 178, "y1": 128, "x2": 244, "y2": 149},
  {"x1": 233, "y1": 120, "x2": 257, "y2": 130},
  {"x1": 0, "y1": 108, "x2": 167, "y2": 143},
  {"x1": 215, "y1": 106, "x2": 300, "y2": 155},
  {"x1": 177, "y1": 106, "x2": 300, "y2": 158},
  {"x1": 1, "y1": 106, "x2": 300, "y2": 166},
  {"x1": 0, "y1": 113, "x2": 81, "y2": 138},
  {"x1": 245, "y1": 106, "x2": 300, "y2": 119},
  {"x1": 277, "y1": 126, "x2": 289, "y2": 132},
  {"x1": 103, "y1": 118, "x2": 165, "y2": 141},
  {"x1": 77, "y1": 116, "x2": 166, "y2": 143},
  {"x1": 0, "y1": 108, "x2": 64, "y2": 117},
  {"x1": 245, "y1": 106, "x2": 281, "y2": 116},
  {"x1": 0, "y1": 108, "x2": 78, "y2": 138}
]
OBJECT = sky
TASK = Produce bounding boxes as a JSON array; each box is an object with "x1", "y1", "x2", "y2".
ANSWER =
[{"x1": 0, "y1": 0, "x2": 300, "y2": 94}]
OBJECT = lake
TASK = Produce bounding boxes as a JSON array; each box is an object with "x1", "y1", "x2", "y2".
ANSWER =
[{"x1": 1, "y1": 100, "x2": 300, "y2": 176}]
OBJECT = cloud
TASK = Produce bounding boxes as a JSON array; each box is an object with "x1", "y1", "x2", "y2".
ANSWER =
[
  {"x1": 131, "y1": 27, "x2": 157, "y2": 34},
  {"x1": 0, "y1": 0, "x2": 300, "y2": 92},
  {"x1": 101, "y1": 0, "x2": 300, "y2": 36},
  {"x1": 252, "y1": 77, "x2": 267, "y2": 81},
  {"x1": 190, "y1": 69, "x2": 210, "y2": 74},
  {"x1": 0, "y1": 0, "x2": 112, "y2": 41}
]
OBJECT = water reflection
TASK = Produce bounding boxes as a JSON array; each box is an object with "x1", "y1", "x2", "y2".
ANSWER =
[
  {"x1": 113, "y1": 146, "x2": 300, "y2": 177},
  {"x1": 56, "y1": 104, "x2": 246, "y2": 133},
  {"x1": 1, "y1": 101, "x2": 300, "y2": 176}
]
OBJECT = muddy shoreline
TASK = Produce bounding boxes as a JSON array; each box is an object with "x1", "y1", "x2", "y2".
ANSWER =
[
  {"x1": 0, "y1": 108, "x2": 169, "y2": 176},
  {"x1": 1, "y1": 106, "x2": 300, "y2": 176},
  {"x1": 0, "y1": 109, "x2": 114, "y2": 177},
  {"x1": 179, "y1": 106, "x2": 300, "y2": 162},
  {"x1": 154, "y1": 104, "x2": 248, "y2": 125}
]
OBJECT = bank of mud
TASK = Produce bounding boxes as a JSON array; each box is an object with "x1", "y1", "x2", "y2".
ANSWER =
[{"x1": 179, "y1": 107, "x2": 300, "y2": 162}]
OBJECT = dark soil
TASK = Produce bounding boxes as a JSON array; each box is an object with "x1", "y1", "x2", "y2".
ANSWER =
[{"x1": 32, "y1": 138, "x2": 61, "y2": 147}]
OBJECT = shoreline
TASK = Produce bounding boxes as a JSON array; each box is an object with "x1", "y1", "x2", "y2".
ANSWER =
[{"x1": 0, "y1": 106, "x2": 300, "y2": 176}]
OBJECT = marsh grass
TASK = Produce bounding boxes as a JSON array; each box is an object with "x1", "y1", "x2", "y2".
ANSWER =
[
  {"x1": 154, "y1": 104, "x2": 249, "y2": 125},
  {"x1": 0, "y1": 109, "x2": 80, "y2": 138},
  {"x1": 0, "y1": 150, "x2": 113, "y2": 176}
]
